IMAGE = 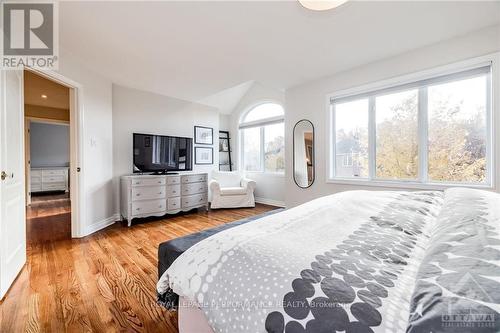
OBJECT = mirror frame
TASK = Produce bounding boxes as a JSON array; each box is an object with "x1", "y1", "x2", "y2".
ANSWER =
[{"x1": 293, "y1": 119, "x2": 315, "y2": 189}]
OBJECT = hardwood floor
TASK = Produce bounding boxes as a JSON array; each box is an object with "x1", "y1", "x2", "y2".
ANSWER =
[
  {"x1": 0, "y1": 203, "x2": 277, "y2": 333},
  {"x1": 27, "y1": 192, "x2": 72, "y2": 243}
]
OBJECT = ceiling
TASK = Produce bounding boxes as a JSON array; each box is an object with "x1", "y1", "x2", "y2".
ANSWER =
[
  {"x1": 59, "y1": 1, "x2": 500, "y2": 110},
  {"x1": 24, "y1": 71, "x2": 70, "y2": 109}
]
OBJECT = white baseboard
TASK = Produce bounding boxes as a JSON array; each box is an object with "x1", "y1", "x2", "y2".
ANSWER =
[
  {"x1": 255, "y1": 197, "x2": 286, "y2": 208},
  {"x1": 83, "y1": 213, "x2": 120, "y2": 237}
]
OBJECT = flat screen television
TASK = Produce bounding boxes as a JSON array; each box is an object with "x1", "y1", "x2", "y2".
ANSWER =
[{"x1": 133, "y1": 133, "x2": 193, "y2": 173}]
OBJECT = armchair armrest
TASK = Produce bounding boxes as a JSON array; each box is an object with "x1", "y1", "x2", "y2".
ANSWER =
[
  {"x1": 209, "y1": 179, "x2": 221, "y2": 194},
  {"x1": 241, "y1": 178, "x2": 256, "y2": 192}
]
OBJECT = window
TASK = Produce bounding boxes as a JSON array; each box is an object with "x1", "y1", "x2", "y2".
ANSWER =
[
  {"x1": 334, "y1": 99, "x2": 369, "y2": 178},
  {"x1": 240, "y1": 103, "x2": 285, "y2": 173},
  {"x1": 376, "y1": 89, "x2": 418, "y2": 180},
  {"x1": 242, "y1": 127, "x2": 261, "y2": 172},
  {"x1": 342, "y1": 154, "x2": 353, "y2": 167},
  {"x1": 330, "y1": 64, "x2": 492, "y2": 187}
]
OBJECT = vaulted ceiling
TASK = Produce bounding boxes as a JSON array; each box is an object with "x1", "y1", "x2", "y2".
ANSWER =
[{"x1": 59, "y1": 1, "x2": 500, "y2": 109}]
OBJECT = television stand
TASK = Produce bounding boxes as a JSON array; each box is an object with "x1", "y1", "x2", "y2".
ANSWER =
[{"x1": 120, "y1": 172, "x2": 209, "y2": 227}]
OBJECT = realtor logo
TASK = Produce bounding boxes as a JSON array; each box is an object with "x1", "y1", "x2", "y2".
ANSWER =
[{"x1": 1, "y1": 1, "x2": 58, "y2": 69}]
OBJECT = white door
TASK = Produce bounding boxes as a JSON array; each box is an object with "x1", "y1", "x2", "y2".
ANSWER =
[{"x1": 0, "y1": 69, "x2": 26, "y2": 299}]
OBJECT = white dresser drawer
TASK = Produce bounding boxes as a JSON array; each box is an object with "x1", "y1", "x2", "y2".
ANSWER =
[
  {"x1": 30, "y1": 175, "x2": 42, "y2": 184},
  {"x1": 42, "y1": 175, "x2": 66, "y2": 183},
  {"x1": 166, "y1": 176, "x2": 181, "y2": 185},
  {"x1": 42, "y1": 182, "x2": 66, "y2": 191},
  {"x1": 132, "y1": 186, "x2": 166, "y2": 201},
  {"x1": 166, "y1": 184, "x2": 181, "y2": 197},
  {"x1": 168, "y1": 197, "x2": 181, "y2": 210},
  {"x1": 181, "y1": 174, "x2": 207, "y2": 184},
  {"x1": 181, "y1": 182, "x2": 208, "y2": 196},
  {"x1": 31, "y1": 170, "x2": 42, "y2": 177},
  {"x1": 121, "y1": 172, "x2": 208, "y2": 227},
  {"x1": 42, "y1": 169, "x2": 67, "y2": 176},
  {"x1": 132, "y1": 199, "x2": 166, "y2": 216},
  {"x1": 131, "y1": 177, "x2": 166, "y2": 187},
  {"x1": 182, "y1": 193, "x2": 207, "y2": 208},
  {"x1": 31, "y1": 183, "x2": 42, "y2": 192}
]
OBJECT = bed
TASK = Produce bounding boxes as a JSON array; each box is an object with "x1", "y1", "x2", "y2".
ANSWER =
[{"x1": 157, "y1": 188, "x2": 500, "y2": 332}]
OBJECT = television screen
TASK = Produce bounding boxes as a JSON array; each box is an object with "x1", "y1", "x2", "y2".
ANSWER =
[{"x1": 133, "y1": 133, "x2": 192, "y2": 173}]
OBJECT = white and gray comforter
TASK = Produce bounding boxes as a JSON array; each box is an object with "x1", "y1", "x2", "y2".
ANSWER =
[{"x1": 157, "y1": 188, "x2": 500, "y2": 332}]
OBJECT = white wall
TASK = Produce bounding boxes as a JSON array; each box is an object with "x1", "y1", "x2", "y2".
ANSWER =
[
  {"x1": 285, "y1": 25, "x2": 500, "y2": 208},
  {"x1": 56, "y1": 48, "x2": 115, "y2": 236},
  {"x1": 112, "y1": 84, "x2": 219, "y2": 214},
  {"x1": 219, "y1": 114, "x2": 231, "y2": 131},
  {"x1": 30, "y1": 122, "x2": 70, "y2": 168},
  {"x1": 230, "y1": 82, "x2": 286, "y2": 207}
]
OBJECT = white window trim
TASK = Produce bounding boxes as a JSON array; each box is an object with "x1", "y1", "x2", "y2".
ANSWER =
[
  {"x1": 326, "y1": 53, "x2": 499, "y2": 191},
  {"x1": 239, "y1": 103, "x2": 285, "y2": 174}
]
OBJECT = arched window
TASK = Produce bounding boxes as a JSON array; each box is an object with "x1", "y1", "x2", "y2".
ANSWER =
[{"x1": 239, "y1": 103, "x2": 285, "y2": 173}]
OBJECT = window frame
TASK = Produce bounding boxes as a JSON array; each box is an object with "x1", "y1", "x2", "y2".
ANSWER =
[
  {"x1": 239, "y1": 102, "x2": 285, "y2": 175},
  {"x1": 327, "y1": 57, "x2": 495, "y2": 190}
]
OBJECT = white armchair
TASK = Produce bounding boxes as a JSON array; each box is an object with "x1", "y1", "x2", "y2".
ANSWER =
[{"x1": 209, "y1": 171, "x2": 256, "y2": 209}]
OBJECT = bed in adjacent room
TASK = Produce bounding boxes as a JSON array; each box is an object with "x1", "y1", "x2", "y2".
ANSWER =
[{"x1": 157, "y1": 188, "x2": 500, "y2": 333}]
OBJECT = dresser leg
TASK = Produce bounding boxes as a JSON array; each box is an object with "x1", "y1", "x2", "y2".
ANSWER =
[{"x1": 127, "y1": 219, "x2": 131, "y2": 227}]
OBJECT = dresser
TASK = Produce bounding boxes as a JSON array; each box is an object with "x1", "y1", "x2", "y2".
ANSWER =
[
  {"x1": 30, "y1": 167, "x2": 69, "y2": 193},
  {"x1": 120, "y1": 172, "x2": 208, "y2": 227}
]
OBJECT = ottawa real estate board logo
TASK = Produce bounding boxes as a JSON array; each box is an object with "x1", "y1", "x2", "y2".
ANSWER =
[{"x1": 1, "y1": 1, "x2": 58, "y2": 69}]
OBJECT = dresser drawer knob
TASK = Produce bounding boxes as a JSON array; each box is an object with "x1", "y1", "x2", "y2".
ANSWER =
[
  {"x1": 159, "y1": 205, "x2": 163, "y2": 208},
  {"x1": 173, "y1": 190, "x2": 176, "y2": 193},
  {"x1": 136, "y1": 208, "x2": 141, "y2": 211},
  {"x1": 158, "y1": 192, "x2": 163, "y2": 195},
  {"x1": 136, "y1": 193, "x2": 141, "y2": 196}
]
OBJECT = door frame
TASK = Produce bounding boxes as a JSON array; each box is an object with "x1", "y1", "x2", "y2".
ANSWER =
[
  {"x1": 25, "y1": 117, "x2": 70, "y2": 205},
  {"x1": 24, "y1": 68, "x2": 85, "y2": 238}
]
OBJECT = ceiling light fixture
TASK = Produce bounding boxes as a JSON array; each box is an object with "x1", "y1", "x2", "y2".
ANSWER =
[
  {"x1": 299, "y1": 0, "x2": 349, "y2": 11},
  {"x1": 41, "y1": 94, "x2": 47, "y2": 99}
]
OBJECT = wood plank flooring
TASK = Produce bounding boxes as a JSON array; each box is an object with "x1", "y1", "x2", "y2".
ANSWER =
[
  {"x1": 27, "y1": 192, "x2": 72, "y2": 243},
  {"x1": 0, "y1": 202, "x2": 277, "y2": 333}
]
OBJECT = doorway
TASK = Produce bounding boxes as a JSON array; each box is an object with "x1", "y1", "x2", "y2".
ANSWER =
[{"x1": 24, "y1": 70, "x2": 72, "y2": 243}]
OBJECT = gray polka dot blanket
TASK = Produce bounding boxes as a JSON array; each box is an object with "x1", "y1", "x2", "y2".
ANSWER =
[{"x1": 157, "y1": 188, "x2": 500, "y2": 332}]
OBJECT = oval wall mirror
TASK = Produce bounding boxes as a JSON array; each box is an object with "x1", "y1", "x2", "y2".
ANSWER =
[{"x1": 293, "y1": 119, "x2": 315, "y2": 188}]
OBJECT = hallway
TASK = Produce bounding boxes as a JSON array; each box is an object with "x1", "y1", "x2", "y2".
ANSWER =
[{"x1": 27, "y1": 193, "x2": 71, "y2": 244}]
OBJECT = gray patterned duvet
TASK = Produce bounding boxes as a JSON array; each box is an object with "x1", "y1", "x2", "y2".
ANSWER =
[{"x1": 157, "y1": 188, "x2": 500, "y2": 332}]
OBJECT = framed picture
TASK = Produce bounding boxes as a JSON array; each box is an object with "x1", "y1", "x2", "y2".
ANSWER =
[
  {"x1": 195, "y1": 147, "x2": 213, "y2": 165},
  {"x1": 194, "y1": 126, "x2": 213, "y2": 145}
]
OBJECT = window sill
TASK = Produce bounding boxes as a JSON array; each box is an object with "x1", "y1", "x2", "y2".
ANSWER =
[{"x1": 326, "y1": 178, "x2": 494, "y2": 191}]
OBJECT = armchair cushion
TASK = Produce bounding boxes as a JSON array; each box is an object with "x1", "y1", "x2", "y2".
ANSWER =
[
  {"x1": 211, "y1": 171, "x2": 241, "y2": 188},
  {"x1": 220, "y1": 187, "x2": 248, "y2": 196}
]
